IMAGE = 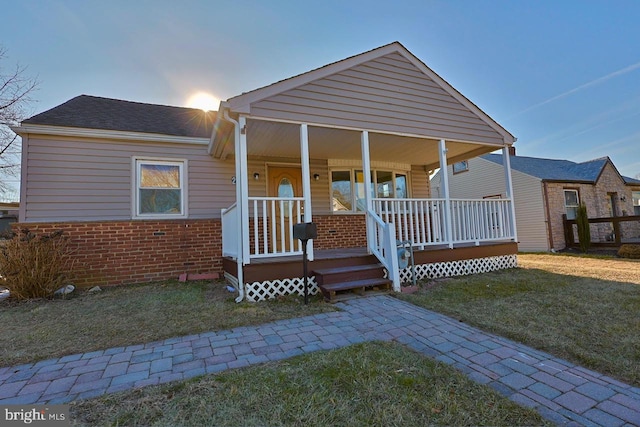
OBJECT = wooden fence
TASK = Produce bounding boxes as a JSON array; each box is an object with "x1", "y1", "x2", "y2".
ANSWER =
[{"x1": 563, "y1": 214, "x2": 640, "y2": 247}]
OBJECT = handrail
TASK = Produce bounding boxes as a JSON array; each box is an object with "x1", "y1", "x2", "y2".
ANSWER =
[
  {"x1": 366, "y1": 208, "x2": 400, "y2": 291},
  {"x1": 373, "y1": 197, "x2": 515, "y2": 248},
  {"x1": 221, "y1": 203, "x2": 238, "y2": 258}
]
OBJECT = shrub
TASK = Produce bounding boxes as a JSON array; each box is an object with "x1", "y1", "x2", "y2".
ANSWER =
[
  {"x1": 618, "y1": 244, "x2": 640, "y2": 259},
  {"x1": 576, "y1": 203, "x2": 591, "y2": 253},
  {"x1": 0, "y1": 228, "x2": 75, "y2": 300}
]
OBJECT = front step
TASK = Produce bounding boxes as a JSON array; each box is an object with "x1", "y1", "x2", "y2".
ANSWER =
[{"x1": 314, "y1": 264, "x2": 392, "y2": 302}]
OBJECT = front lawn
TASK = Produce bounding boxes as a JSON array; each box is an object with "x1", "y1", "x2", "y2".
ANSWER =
[
  {"x1": 399, "y1": 253, "x2": 640, "y2": 386},
  {"x1": 70, "y1": 341, "x2": 550, "y2": 427},
  {"x1": 0, "y1": 280, "x2": 335, "y2": 367}
]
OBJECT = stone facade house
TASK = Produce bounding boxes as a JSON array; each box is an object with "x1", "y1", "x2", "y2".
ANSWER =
[{"x1": 431, "y1": 152, "x2": 640, "y2": 252}]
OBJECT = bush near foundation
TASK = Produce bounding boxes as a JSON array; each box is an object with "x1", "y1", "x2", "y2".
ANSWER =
[
  {"x1": 0, "y1": 228, "x2": 75, "y2": 300},
  {"x1": 618, "y1": 244, "x2": 640, "y2": 259}
]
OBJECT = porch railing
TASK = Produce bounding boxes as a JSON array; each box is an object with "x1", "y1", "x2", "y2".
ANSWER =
[
  {"x1": 365, "y1": 208, "x2": 400, "y2": 291},
  {"x1": 373, "y1": 198, "x2": 515, "y2": 248},
  {"x1": 221, "y1": 203, "x2": 238, "y2": 258},
  {"x1": 248, "y1": 196, "x2": 305, "y2": 258}
]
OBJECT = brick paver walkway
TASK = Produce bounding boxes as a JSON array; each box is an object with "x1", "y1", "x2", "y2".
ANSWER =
[{"x1": 1, "y1": 295, "x2": 639, "y2": 426}]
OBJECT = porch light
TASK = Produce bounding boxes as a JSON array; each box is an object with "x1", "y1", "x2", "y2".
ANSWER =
[
  {"x1": 313, "y1": 173, "x2": 320, "y2": 181},
  {"x1": 253, "y1": 172, "x2": 260, "y2": 181},
  {"x1": 620, "y1": 195, "x2": 627, "y2": 202}
]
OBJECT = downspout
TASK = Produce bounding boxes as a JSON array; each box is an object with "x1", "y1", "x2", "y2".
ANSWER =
[{"x1": 222, "y1": 108, "x2": 245, "y2": 303}]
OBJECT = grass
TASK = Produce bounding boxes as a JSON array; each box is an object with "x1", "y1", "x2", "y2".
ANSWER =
[
  {"x1": 70, "y1": 341, "x2": 550, "y2": 427},
  {"x1": 0, "y1": 280, "x2": 335, "y2": 367},
  {"x1": 399, "y1": 253, "x2": 640, "y2": 386}
]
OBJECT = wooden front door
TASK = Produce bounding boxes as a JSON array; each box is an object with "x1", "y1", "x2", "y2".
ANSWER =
[{"x1": 268, "y1": 167, "x2": 303, "y2": 252}]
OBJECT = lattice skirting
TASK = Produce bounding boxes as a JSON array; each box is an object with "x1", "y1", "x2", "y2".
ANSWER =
[
  {"x1": 228, "y1": 254, "x2": 517, "y2": 302},
  {"x1": 399, "y1": 254, "x2": 518, "y2": 283},
  {"x1": 245, "y1": 276, "x2": 319, "y2": 302}
]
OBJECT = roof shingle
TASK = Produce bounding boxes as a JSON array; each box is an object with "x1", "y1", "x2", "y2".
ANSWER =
[
  {"x1": 483, "y1": 154, "x2": 640, "y2": 184},
  {"x1": 23, "y1": 95, "x2": 216, "y2": 138}
]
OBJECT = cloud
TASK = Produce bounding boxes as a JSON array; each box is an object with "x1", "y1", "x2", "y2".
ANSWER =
[{"x1": 512, "y1": 61, "x2": 640, "y2": 117}]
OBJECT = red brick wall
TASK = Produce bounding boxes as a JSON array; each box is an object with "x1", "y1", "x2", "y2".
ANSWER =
[
  {"x1": 312, "y1": 214, "x2": 367, "y2": 249},
  {"x1": 14, "y1": 219, "x2": 222, "y2": 288}
]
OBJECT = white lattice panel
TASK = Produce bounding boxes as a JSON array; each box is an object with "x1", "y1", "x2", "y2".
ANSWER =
[
  {"x1": 245, "y1": 276, "x2": 319, "y2": 302},
  {"x1": 399, "y1": 254, "x2": 518, "y2": 283}
]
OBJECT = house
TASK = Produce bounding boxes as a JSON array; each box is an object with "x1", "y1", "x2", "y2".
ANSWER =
[
  {"x1": 12, "y1": 42, "x2": 520, "y2": 301},
  {"x1": 431, "y1": 151, "x2": 640, "y2": 252}
]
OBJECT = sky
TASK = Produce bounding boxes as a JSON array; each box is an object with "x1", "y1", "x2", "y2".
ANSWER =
[{"x1": 3, "y1": 0, "x2": 640, "y2": 188}]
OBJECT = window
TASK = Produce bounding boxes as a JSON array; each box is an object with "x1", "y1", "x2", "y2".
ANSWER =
[
  {"x1": 331, "y1": 169, "x2": 409, "y2": 213},
  {"x1": 134, "y1": 159, "x2": 186, "y2": 218},
  {"x1": 633, "y1": 191, "x2": 640, "y2": 215},
  {"x1": 564, "y1": 189, "x2": 579, "y2": 220},
  {"x1": 453, "y1": 160, "x2": 469, "y2": 174}
]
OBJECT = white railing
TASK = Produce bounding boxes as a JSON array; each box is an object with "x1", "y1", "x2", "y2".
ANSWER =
[
  {"x1": 248, "y1": 197, "x2": 305, "y2": 258},
  {"x1": 373, "y1": 198, "x2": 515, "y2": 248},
  {"x1": 221, "y1": 203, "x2": 238, "y2": 258},
  {"x1": 366, "y1": 209, "x2": 400, "y2": 291}
]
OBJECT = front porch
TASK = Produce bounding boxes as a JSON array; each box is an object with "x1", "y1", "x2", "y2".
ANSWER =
[
  {"x1": 223, "y1": 242, "x2": 518, "y2": 302},
  {"x1": 210, "y1": 43, "x2": 519, "y2": 302}
]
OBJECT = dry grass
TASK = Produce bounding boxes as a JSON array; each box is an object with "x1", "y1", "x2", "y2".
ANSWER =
[
  {"x1": 399, "y1": 253, "x2": 640, "y2": 386},
  {"x1": 71, "y1": 341, "x2": 550, "y2": 427},
  {"x1": 520, "y1": 252, "x2": 640, "y2": 283},
  {"x1": 0, "y1": 280, "x2": 335, "y2": 367}
]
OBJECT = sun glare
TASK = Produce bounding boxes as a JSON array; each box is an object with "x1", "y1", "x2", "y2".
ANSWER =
[{"x1": 186, "y1": 92, "x2": 220, "y2": 112}]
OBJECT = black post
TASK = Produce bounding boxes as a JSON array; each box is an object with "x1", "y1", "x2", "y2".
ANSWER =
[
  {"x1": 302, "y1": 238, "x2": 309, "y2": 305},
  {"x1": 293, "y1": 222, "x2": 317, "y2": 306}
]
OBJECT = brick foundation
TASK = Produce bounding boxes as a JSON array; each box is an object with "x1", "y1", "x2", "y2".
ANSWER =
[
  {"x1": 312, "y1": 214, "x2": 367, "y2": 249},
  {"x1": 14, "y1": 219, "x2": 222, "y2": 288}
]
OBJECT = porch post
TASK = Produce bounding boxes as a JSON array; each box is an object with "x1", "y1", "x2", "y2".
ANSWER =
[
  {"x1": 239, "y1": 116, "x2": 251, "y2": 264},
  {"x1": 502, "y1": 145, "x2": 518, "y2": 242},
  {"x1": 361, "y1": 130, "x2": 374, "y2": 251},
  {"x1": 439, "y1": 139, "x2": 454, "y2": 248},
  {"x1": 300, "y1": 123, "x2": 314, "y2": 261}
]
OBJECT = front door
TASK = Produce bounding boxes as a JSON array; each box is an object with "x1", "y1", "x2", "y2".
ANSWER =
[{"x1": 268, "y1": 167, "x2": 303, "y2": 252}]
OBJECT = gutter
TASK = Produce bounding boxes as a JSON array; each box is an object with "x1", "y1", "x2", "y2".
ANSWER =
[{"x1": 218, "y1": 105, "x2": 245, "y2": 303}]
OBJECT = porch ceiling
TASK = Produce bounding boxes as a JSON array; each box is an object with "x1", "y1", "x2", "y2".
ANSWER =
[{"x1": 236, "y1": 119, "x2": 498, "y2": 170}]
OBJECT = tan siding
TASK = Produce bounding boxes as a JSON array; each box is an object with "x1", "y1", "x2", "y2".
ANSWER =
[
  {"x1": 432, "y1": 157, "x2": 549, "y2": 252},
  {"x1": 249, "y1": 53, "x2": 504, "y2": 145},
  {"x1": 411, "y1": 165, "x2": 431, "y2": 198},
  {"x1": 24, "y1": 136, "x2": 236, "y2": 222}
]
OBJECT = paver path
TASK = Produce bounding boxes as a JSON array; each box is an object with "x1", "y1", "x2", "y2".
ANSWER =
[{"x1": 1, "y1": 295, "x2": 639, "y2": 426}]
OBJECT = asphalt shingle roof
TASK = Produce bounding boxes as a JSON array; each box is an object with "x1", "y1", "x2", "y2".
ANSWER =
[
  {"x1": 483, "y1": 154, "x2": 640, "y2": 185},
  {"x1": 23, "y1": 95, "x2": 216, "y2": 138}
]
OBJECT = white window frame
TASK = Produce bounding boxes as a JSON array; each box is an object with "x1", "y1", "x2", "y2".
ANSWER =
[
  {"x1": 563, "y1": 189, "x2": 579, "y2": 220},
  {"x1": 453, "y1": 160, "x2": 469, "y2": 174},
  {"x1": 632, "y1": 191, "x2": 640, "y2": 216},
  {"x1": 330, "y1": 168, "x2": 410, "y2": 213},
  {"x1": 132, "y1": 157, "x2": 188, "y2": 219}
]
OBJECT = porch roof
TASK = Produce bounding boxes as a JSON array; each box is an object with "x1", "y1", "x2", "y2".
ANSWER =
[{"x1": 210, "y1": 42, "x2": 515, "y2": 170}]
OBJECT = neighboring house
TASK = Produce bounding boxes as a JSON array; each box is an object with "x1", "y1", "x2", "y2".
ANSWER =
[
  {"x1": 0, "y1": 202, "x2": 19, "y2": 235},
  {"x1": 431, "y1": 150, "x2": 640, "y2": 252},
  {"x1": 13, "y1": 42, "x2": 520, "y2": 301}
]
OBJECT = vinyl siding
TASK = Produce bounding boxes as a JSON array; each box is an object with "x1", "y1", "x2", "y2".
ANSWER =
[
  {"x1": 23, "y1": 135, "x2": 235, "y2": 222},
  {"x1": 249, "y1": 53, "x2": 505, "y2": 145},
  {"x1": 431, "y1": 157, "x2": 549, "y2": 252}
]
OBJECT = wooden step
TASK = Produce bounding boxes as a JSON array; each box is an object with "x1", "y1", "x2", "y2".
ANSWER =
[
  {"x1": 319, "y1": 277, "x2": 392, "y2": 303},
  {"x1": 313, "y1": 264, "x2": 385, "y2": 286}
]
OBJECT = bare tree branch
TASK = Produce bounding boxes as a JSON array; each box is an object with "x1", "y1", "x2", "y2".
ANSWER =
[{"x1": 0, "y1": 46, "x2": 38, "y2": 198}]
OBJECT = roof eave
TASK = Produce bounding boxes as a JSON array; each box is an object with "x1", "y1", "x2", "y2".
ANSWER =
[{"x1": 12, "y1": 123, "x2": 209, "y2": 145}]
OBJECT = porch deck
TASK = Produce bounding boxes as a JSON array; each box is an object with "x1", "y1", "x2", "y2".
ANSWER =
[{"x1": 223, "y1": 241, "x2": 518, "y2": 301}]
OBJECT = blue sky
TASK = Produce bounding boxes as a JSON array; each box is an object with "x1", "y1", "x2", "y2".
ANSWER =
[{"x1": 4, "y1": 0, "x2": 640, "y2": 178}]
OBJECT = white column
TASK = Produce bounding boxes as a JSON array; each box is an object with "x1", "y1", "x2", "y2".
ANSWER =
[
  {"x1": 300, "y1": 123, "x2": 314, "y2": 261},
  {"x1": 439, "y1": 139, "x2": 454, "y2": 248},
  {"x1": 239, "y1": 116, "x2": 250, "y2": 264},
  {"x1": 502, "y1": 145, "x2": 518, "y2": 242},
  {"x1": 361, "y1": 131, "x2": 373, "y2": 251}
]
